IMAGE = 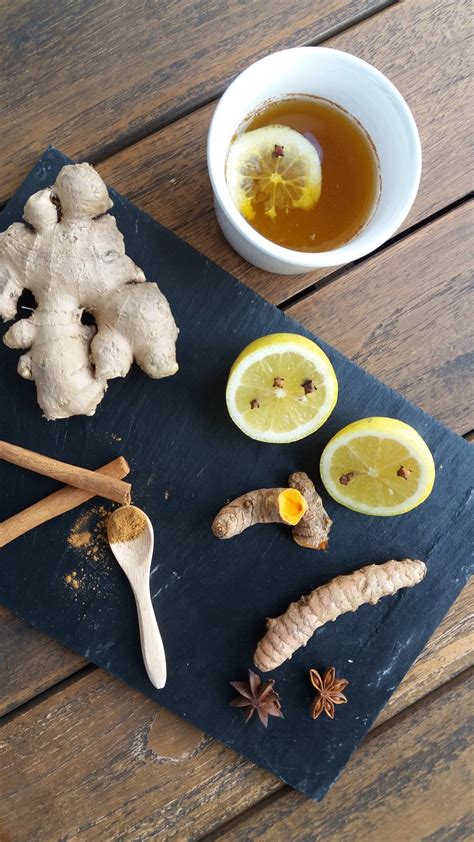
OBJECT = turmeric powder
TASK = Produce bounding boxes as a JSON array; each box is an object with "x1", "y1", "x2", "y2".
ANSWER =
[
  {"x1": 254, "y1": 558, "x2": 427, "y2": 671},
  {"x1": 108, "y1": 506, "x2": 147, "y2": 543}
]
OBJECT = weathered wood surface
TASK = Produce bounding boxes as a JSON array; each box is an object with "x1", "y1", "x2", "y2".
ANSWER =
[
  {"x1": 288, "y1": 202, "x2": 474, "y2": 434},
  {"x1": 1, "y1": 0, "x2": 472, "y2": 836},
  {"x1": 0, "y1": 584, "x2": 471, "y2": 840},
  {"x1": 0, "y1": 605, "x2": 86, "y2": 717},
  {"x1": 97, "y1": 0, "x2": 472, "y2": 305},
  {"x1": 0, "y1": 0, "x2": 391, "y2": 203},
  {"x1": 213, "y1": 670, "x2": 473, "y2": 841}
]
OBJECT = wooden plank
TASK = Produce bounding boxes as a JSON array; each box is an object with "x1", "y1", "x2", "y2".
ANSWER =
[
  {"x1": 287, "y1": 203, "x2": 474, "y2": 434},
  {"x1": 0, "y1": 0, "x2": 389, "y2": 203},
  {"x1": 97, "y1": 0, "x2": 472, "y2": 305},
  {"x1": 0, "y1": 583, "x2": 471, "y2": 839},
  {"x1": 214, "y1": 670, "x2": 473, "y2": 842},
  {"x1": 0, "y1": 605, "x2": 86, "y2": 717}
]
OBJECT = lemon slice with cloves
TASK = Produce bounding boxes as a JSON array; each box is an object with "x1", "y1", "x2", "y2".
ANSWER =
[
  {"x1": 320, "y1": 417, "x2": 435, "y2": 516},
  {"x1": 226, "y1": 125, "x2": 322, "y2": 223},
  {"x1": 226, "y1": 333, "x2": 338, "y2": 443}
]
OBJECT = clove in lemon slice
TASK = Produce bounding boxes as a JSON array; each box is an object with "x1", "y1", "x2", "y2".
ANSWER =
[
  {"x1": 320, "y1": 417, "x2": 436, "y2": 516},
  {"x1": 226, "y1": 125, "x2": 322, "y2": 222},
  {"x1": 226, "y1": 333, "x2": 338, "y2": 444}
]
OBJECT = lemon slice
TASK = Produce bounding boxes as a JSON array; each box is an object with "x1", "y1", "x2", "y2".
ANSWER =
[
  {"x1": 320, "y1": 417, "x2": 435, "y2": 516},
  {"x1": 226, "y1": 125, "x2": 322, "y2": 222},
  {"x1": 226, "y1": 333, "x2": 338, "y2": 443}
]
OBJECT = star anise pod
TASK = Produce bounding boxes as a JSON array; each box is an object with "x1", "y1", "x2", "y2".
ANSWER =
[
  {"x1": 229, "y1": 669, "x2": 283, "y2": 727},
  {"x1": 309, "y1": 667, "x2": 348, "y2": 720}
]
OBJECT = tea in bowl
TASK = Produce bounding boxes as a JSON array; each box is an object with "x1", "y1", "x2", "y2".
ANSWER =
[{"x1": 207, "y1": 48, "x2": 421, "y2": 274}]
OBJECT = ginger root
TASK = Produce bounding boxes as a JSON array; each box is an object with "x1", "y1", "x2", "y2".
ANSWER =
[
  {"x1": 0, "y1": 163, "x2": 179, "y2": 419},
  {"x1": 254, "y1": 558, "x2": 427, "y2": 671},
  {"x1": 289, "y1": 472, "x2": 332, "y2": 550},
  {"x1": 212, "y1": 487, "x2": 307, "y2": 539}
]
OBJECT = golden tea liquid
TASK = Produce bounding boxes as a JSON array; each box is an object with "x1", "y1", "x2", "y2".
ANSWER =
[{"x1": 239, "y1": 96, "x2": 380, "y2": 252}]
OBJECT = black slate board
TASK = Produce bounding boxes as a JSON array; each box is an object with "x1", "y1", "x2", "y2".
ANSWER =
[{"x1": 0, "y1": 149, "x2": 472, "y2": 801}]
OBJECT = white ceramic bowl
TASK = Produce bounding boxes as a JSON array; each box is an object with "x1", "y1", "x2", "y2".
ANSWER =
[{"x1": 207, "y1": 47, "x2": 421, "y2": 274}]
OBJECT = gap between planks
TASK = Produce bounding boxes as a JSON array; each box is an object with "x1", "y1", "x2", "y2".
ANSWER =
[
  {"x1": 277, "y1": 193, "x2": 473, "y2": 312},
  {"x1": 90, "y1": 0, "x2": 471, "y2": 308}
]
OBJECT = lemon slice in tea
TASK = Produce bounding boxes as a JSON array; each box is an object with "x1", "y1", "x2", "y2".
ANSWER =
[
  {"x1": 226, "y1": 125, "x2": 322, "y2": 222},
  {"x1": 320, "y1": 417, "x2": 435, "y2": 516},
  {"x1": 226, "y1": 333, "x2": 338, "y2": 443}
]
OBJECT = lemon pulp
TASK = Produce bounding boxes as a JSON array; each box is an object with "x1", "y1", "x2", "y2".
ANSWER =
[
  {"x1": 226, "y1": 125, "x2": 322, "y2": 223},
  {"x1": 226, "y1": 333, "x2": 338, "y2": 443},
  {"x1": 320, "y1": 417, "x2": 435, "y2": 516}
]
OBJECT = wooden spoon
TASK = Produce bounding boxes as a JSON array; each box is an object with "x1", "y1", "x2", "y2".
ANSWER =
[{"x1": 107, "y1": 505, "x2": 166, "y2": 689}]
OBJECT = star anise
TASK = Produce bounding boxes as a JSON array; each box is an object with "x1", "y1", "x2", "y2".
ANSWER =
[
  {"x1": 229, "y1": 669, "x2": 283, "y2": 727},
  {"x1": 309, "y1": 667, "x2": 348, "y2": 720}
]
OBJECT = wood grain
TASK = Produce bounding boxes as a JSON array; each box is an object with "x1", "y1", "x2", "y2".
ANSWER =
[
  {"x1": 97, "y1": 0, "x2": 472, "y2": 305},
  {"x1": 214, "y1": 670, "x2": 473, "y2": 842},
  {"x1": 288, "y1": 203, "x2": 474, "y2": 434},
  {"x1": 0, "y1": 0, "x2": 390, "y2": 203},
  {"x1": 0, "y1": 605, "x2": 86, "y2": 717},
  {"x1": 0, "y1": 583, "x2": 471, "y2": 838},
  {"x1": 0, "y1": 0, "x2": 471, "y2": 830}
]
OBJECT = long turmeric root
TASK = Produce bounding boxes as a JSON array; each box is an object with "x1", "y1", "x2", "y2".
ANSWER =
[
  {"x1": 254, "y1": 559, "x2": 427, "y2": 671},
  {"x1": 212, "y1": 487, "x2": 307, "y2": 539}
]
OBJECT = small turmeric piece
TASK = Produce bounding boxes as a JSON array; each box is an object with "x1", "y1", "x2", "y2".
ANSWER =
[
  {"x1": 212, "y1": 487, "x2": 307, "y2": 539},
  {"x1": 288, "y1": 472, "x2": 331, "y2": 550},
  {"x1": 254, "y1": 559, "x2": 427, "y2": 671}
]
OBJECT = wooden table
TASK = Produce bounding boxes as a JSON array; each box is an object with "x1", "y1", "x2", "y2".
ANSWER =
[{"x1": 1, "y1": 1, "x2": 472, "y2": 838}]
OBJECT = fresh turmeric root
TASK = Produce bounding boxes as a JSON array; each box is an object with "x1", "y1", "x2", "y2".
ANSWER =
[
  {"x1": 289, "y1": 472, "x2": 332, "y2": 550},
  {"x1": 254, "y1": 558, "x2": 427, "y2": 671},
  {"x1": 212, "y1": 472, "x2": 331, "y2": 550},
  {"x1": 212, "y1": 487, "x2": 307, "y2": 539}
]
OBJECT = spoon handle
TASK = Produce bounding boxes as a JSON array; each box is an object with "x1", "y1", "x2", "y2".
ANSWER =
[{"x1": 131, "y1": 574, "x2": 167, "y2": 689}]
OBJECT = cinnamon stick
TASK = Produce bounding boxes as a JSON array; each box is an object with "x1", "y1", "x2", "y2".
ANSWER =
[
  {"x1": 0, "y1": 441, "x2": 131, "y2": 505},
  {"x1": 0, "y1": 456, "x2": 130, "y2": 548}
]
